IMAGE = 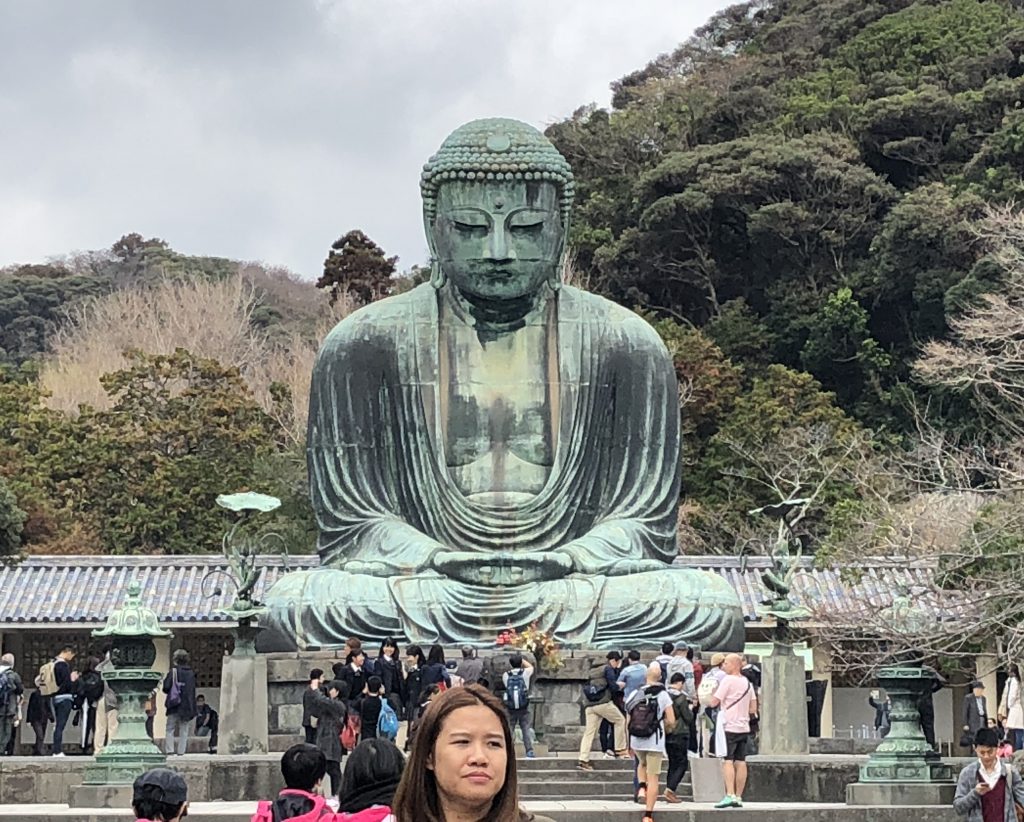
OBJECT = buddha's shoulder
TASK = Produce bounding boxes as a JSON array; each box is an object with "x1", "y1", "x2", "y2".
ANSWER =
[
  {"x1": 562, "y1": 286, "x2": 669, "y2": 354},
  {"x1": 318, "y1": 285, "x2": 433, "y2": 352}
]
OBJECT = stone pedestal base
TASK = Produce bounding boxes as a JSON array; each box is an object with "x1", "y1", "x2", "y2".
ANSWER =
[
  {"x1": 690, "y1": 757, "x2": 725, "y2": 803},
  {"x1": 69, "y1": 783, "x2": 132, "y2": 808},
  {"x1": 846, "y1": 781, "x2": 956, "y2": 806},
  {"x1": 219, "y1": 652, "x2": 269, "y2": 755},
  {"x1": 759, "y1": 647, "x2": 809, "y2": 755}
]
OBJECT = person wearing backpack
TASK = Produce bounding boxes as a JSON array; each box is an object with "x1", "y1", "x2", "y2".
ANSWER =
[
  {"x1": 252, "y1": 743, "x2": 334, "y2": 822},
  {"x1": 78, "y1": 656, "x2": 105, "y2": 755},
  {"x1": 356, "y1": 675, "x2": 386, "y2": 742},
  {"x1": 0, "y1": 653, "x2": 24, "y2": 756},
  {"x1": 311, "y1": 679, "x2": 349, "y2": 796},
  {"x1": 162, "y1": 649, "x2": 197, "y2": 756},
  {"x1": 664, "y1": 672, "x2": 694, "y2": 804},
  {"x1": 50, "y1": 645, "x2": 78, "y2": 756},
  {"x1": 502, "y1": 654, "x2": 535, "y2": 759},
  {"x1": 625, "y1": 662, "x2": 676, "y2": 822},
  {"x1": 707, "y1": 653, "x2": 758, "y2": 809},
  {"x1": 578, "y1": 652, "x2": 627, "y2": 770}
]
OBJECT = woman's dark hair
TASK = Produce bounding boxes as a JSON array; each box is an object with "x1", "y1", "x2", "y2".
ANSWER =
[
  {"x1": 346, "y1": 648, "x2": 365, "y2": 666},
  {"x1": 338, "y1": 737, "x2": 406, "y2": 812},
  {"x1": 427, "y1": 644, "x2": 445, "y2": 666},
  {"x1": 132, "y1": 799, "x2": 185, "y2": 821},
  {"x1": 392, "y1": 684, "x2": 527, "y2": 822},
  {"x1": 380, "y1": 636, "x2": 401, "y2": 657},
  {"x1": 309, "y1": 668, "x2": 324, "y2": 681},
  {"x1": 280, "y1": 743, "x2": 327, "y2": 791},
  {"x1": 976, "y1": 727, "x2": 1000, "y2": 748},
  {"x1": 327, "y1": 679, "x2": 347, "y2": 698},
  {"x1": 420, "y1": 684, "x2": 441, "y2": 703},
  {"x1": 407, "y1": 644, "x2": 425, "y2": 666},
  {"x1": 332, "y1": 661, "x2": 346, "y2": 679},
  {"x1": 84, "y1": 655, "x2": 101, "y2": 673},
  {"x1": 172, "y1": 649, "x2": 189, "y2": 666},
  {"x1": 1011, "y1": 664, "x2": 1020, "y2": 679}
]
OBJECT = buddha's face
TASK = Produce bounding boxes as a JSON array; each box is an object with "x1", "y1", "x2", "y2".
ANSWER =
[{"x1": 433, "y1": 180, "x2": 563, "y2": 302}]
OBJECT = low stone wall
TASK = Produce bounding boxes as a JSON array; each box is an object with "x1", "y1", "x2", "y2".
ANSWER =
[
  {"x1": 1, "y1": 753, "x2": 975, "y2": 806},
  {"x1": 0, "y1": 755, "x2": 285, "y2": 805}
]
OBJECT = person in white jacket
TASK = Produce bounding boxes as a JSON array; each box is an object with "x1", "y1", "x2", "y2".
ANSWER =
[{"x1": 999, "y1": 664, "x2": 1024, "y2": 751}]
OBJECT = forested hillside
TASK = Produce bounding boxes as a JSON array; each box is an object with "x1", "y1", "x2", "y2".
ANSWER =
[{"x1": 4, "y1": 0, "x2": 1024, "y2": 574}]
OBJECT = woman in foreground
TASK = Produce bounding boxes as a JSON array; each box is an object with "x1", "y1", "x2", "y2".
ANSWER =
[{"x1": 391, "y1": 684, "x2": 553, "y2": 822}]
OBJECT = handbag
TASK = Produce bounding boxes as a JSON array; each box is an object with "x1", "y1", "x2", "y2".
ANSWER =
[{"x1": 165, "y1": 669, "x2": 181, "y2": 710}]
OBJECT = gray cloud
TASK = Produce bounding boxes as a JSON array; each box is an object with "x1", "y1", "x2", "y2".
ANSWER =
[{"x1": 0, "y1": 0, "x2": 733, "y2": 277}]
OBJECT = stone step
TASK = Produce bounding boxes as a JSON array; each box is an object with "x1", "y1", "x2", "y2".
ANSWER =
[{"x1": 0, "y1": 802, "x2": 960, "y2": 822}]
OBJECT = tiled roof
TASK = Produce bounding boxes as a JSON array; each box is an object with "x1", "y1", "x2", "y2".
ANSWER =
[
  {"x1": 0, "y1": 555, "x2": 316, "y2": 625},
  {"x1": 0, "y1": 554, "x2": 962, "y2": 626}
]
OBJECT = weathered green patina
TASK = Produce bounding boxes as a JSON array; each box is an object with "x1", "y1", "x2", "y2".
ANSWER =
[
  {"x1": 260, "y1": 118, "x2": 744, "y2": 650},
  {"x1": 84, "y1": 582, "x2": 168, "y2": 785}
]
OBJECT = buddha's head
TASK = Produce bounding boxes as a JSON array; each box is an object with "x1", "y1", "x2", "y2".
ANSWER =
[{"x1": 421, "y1": 118, "x2": 574, "y2": 303}]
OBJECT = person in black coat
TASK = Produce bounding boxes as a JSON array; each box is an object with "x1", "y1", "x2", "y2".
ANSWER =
[
  {"x1": 421, "y1": 645, "x2": 451, "y2": 690},
  {"x1": 356, "y1": 675, "x2": 385, "y2": 741},
  {"x1": 27, "y1": 678, "x2": 53, "y2": 756},
  {"x1": 373, "y1": 638, "x2": 405, "y2": 717},
  {"x1": 962, "y1": 680, "x2": 989, "y2": 748},
  {"x1": 337, "y1": 650, "x2": 368, "y2": 700},
  {"x1": 301, "y1": 668, "x2": 323, "y2": 745},
  {"x1": 403, "y1": 645, "x2": 426, "y2": 752},
  {"x1": 311, "y1": 680, "x2": 349, "y2": 796},
  {"x1": 162, "y1": 649, "x2": 198, "y2": 756}
]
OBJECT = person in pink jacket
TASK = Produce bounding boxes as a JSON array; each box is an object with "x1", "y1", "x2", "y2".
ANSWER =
[{"x1": 252, "y1": 744, "x2": 334, "y2": 822}]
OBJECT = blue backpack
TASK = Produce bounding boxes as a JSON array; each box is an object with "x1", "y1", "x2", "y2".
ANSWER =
[
  {"x1": 377, "y1": 700, "x2": 400, "y2": 741},
  {"x1": 503, "y1": 669, "x2": 529, "y2": 712}
]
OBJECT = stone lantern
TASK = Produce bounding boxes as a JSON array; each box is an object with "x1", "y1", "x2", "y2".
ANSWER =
[
  {"x1": 71, "y1": 581, "x2": 171, "y2": 808},
  {"x1": 847, "y1": 594, "x2": 955, "y2": 805}
]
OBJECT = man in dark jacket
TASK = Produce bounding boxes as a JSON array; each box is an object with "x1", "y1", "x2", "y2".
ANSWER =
[
  {"x1": 962, "y1": 680, "x2": 989, "y2": 749},
  {"x1": 311, "y1": 680, "x2": 348, "y2": 796},
  {"x1": 162, "y1": 649, "x2": 197, "y2": 756},
  {"x1": 578, "y1": 651, "x2": 626, "y2": 770},
  {"x1": 456, "y1": 646, "x2": 485, "y2": 686},
  {"x1": 301, "y1": 668, "x2": 323, "y2": 744},
  {"x1": 51, "y1": 645, "x2": 77, "y2": 756},
  {"x1": 194, "y1": 694, "x2": 219, "y2": 754},
  {"x1": 0, "y1": 653, "x2": 24, "y2": 756},
  {"x1": 599, "y1": 650, "x2": 624, "y2": 756}
]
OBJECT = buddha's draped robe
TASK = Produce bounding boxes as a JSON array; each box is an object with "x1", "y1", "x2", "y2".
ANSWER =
[{"x1": 260, "y1": 284, "x2": 743, "y2": 650}]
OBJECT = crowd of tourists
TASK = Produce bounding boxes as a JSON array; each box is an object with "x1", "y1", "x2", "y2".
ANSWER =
[{"x1": 128, "y1": 683, "x2": 554, "y2": 822}]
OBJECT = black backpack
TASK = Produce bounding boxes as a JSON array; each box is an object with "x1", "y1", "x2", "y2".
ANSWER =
[
  {"x1": 628, "y1": 687, "x2": 663, "y2": 739},
  {"x1": 667, "y1": 691, "x2": 693, "y2": 734},
  {"x1": 80, "y1": 670, "x2": 104, "y2": 703}
]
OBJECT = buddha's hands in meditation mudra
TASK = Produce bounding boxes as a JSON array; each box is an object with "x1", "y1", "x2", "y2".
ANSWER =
[{"x1": 432, "y1": 550, "x2": 572, "y2": 585}]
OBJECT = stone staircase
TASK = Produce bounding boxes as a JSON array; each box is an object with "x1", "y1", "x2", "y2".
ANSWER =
[{"x1": 517, "y1": 755, "x2": 693, "y2": 803}]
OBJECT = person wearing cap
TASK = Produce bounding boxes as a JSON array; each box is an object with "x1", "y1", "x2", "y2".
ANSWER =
[
  {"x1": 455, "y1": 646, "x2": 484, "y2": 686},
  {"x1": 667, "y1": 642, "x2": 695, "y2": 699},
  {"x1": 578, "y1": 650, "x2": 627, "y2": 769},
  {"x1": 963, "y1": 681, "x2": 990, "y2": 749},
  {"x1": 132, "y1": 767, "x2": 188, "y2": 822}
]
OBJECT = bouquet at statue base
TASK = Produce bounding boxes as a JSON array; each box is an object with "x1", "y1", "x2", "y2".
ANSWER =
[{"x1": 496, "y1": 622, "x2": 565, "y2": 673}]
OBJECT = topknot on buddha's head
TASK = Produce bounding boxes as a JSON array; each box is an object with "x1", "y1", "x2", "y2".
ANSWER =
[{"x1": 421, "y1": 118, "x2": 575, "y2": 224}]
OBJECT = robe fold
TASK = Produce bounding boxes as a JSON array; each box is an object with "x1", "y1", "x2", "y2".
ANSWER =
[{"x1": 260, "y1": 283, "x2": 744, "y2": 650}]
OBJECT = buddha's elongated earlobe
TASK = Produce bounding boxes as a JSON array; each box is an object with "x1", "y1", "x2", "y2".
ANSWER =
[{"x1": 430, "y1": 258, "x2": 446, "y2": 289}]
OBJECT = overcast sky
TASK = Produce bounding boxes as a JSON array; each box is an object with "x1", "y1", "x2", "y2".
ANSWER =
[{"x1": 0, "y1": 1, "x2": 733, "y2": 279}]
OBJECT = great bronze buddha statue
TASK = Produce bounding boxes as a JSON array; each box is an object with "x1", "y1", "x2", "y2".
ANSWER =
[{"x1": 259, "y1": 118, "x2": 744, "y2": 651}]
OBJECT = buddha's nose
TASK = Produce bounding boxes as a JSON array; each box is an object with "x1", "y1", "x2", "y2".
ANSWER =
[{"x1": 485, "y1": 225, "x2": 516, "y2": 263}]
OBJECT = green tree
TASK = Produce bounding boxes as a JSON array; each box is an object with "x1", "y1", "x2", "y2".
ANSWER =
[
  {"x1": 0, "y1": 477, "x2": 26, "y2": 562},
  {"x1": 317, "y1": 230, "x2": 398, "y2": 305},
  {"x1": 73, "y1": 349, "x2": 278, "y2": 554}
]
